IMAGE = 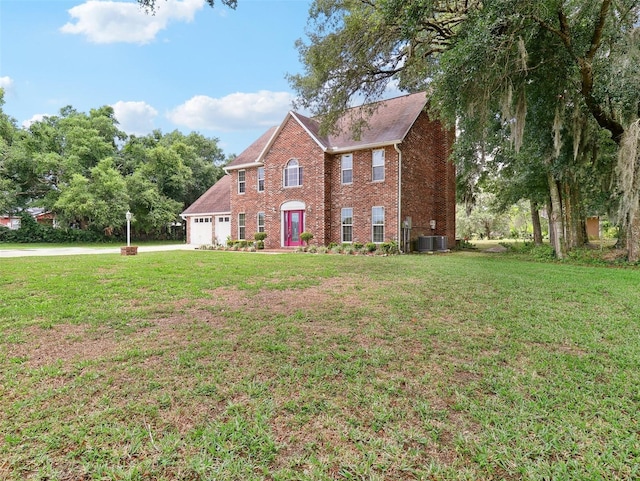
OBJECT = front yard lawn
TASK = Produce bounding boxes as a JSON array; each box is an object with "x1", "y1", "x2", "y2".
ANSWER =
[{"x1": 1, "y1": 251, "x2": 638, "y2": 480}]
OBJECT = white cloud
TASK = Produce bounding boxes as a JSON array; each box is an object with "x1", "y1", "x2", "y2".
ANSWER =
[
  {"x1": 0, "y1": 76, "x2": 14, "y2": 91},
  {"x1": 167, "y1": 91, "x2": 295, "y2": 131},
  {"x1": 112, "y1": 100, "x2": 158, "y2": 135},
  {"x1": 22, "y1": 113, "x2": 50, "y2": 129},
  {"x1": 60, "y1": 0, "x2": 205, "y2": 44}
]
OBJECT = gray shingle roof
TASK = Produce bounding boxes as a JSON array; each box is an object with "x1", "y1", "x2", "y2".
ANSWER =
[
  {"x1": 225, "y1": 126, "x2": 277, "y2": 169},
  {"x1": 181, "y1": 174, "x2": 231, "y2": 216},
  {"x1": 323, "y1": 92, "x2": 429, "y2": 151},
  {"x1": 226, "y1": 92, "x2": 429, "y2": 170}
]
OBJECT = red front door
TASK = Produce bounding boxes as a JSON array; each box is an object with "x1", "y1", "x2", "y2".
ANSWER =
[{"x1": 285, "y1": 210, "x2": 304, "y2": 247}]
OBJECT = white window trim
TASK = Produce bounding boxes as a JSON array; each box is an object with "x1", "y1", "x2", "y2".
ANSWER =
[
  {"x1": 372, "y1": 206, "x2": 385, "y2": 243},
  {"x1": 372, "y1": 149, "x2": 385, "y2": 182},
  {"x1": 283, "y1": 159, "x2": 302, "y2": 188},
  {"x1": 257, "y1": 212, "x2": 265, "y2": 233},
  {"x1": 238, "y1": 170, "x2": 246, "y2": 194},
  {"x1": 238, "y1": 213, "x2": 246, "y2": 240},
  {"x1": 341, "y1": 207, "x2": 353, "y2": 244},
  {"x1": 257, "y1": 167, "x2": 265, "y2": 192},
  {"x1": 341, "y1": 153, "x2": 353, "y2": 185}
]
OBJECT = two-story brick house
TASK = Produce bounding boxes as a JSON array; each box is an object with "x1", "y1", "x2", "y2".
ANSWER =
[{"x1": 182, "y1": 91, "x2": 455, "y2": 250}]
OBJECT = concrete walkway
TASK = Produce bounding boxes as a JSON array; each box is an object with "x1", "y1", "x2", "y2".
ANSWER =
[{"x1": 0, "y1": 244, "x2": 197, "y2": 258}]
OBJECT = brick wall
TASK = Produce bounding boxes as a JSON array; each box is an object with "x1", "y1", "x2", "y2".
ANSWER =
[
  {"x1": 229, "y1": 110, "x2": 454, "y2": 249},
  {"x1": 230, "y1": 116, "x2": 327, "y2": 249},
  {"x1": 229, "y1": 165, "x2": 265, "y2": 242},
  {"x1": 399, "y1": 111, "x2": 456, "y2": 248},
  {"x1": 327, "y1": 146, "x2": 399, "y2": 244}
]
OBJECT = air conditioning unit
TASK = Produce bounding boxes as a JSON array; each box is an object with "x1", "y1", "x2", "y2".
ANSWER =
[
  {"x1": 434, "y1": 236, "x2": 448, "y2": 251},
  {"x1": 417, "y1": 236, "x2": 435, "y2": 252}
]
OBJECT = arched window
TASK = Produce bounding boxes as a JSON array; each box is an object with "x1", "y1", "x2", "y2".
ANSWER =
[{"x1": 284, "y1": 159, "x2": 303, "y2": 187}]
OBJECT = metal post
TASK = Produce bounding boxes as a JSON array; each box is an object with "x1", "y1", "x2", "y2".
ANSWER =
[{"x1": 126, "y1": 211, "x2": 132, "y2": 247}]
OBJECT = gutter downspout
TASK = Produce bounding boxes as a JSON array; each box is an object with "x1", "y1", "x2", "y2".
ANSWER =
[{"x1": 394, "y1": 143, "x2": 403, "y2": 253}]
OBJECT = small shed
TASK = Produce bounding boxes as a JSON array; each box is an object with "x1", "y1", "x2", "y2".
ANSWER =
[{"x1": 586, "y1": 216, "x2": 600, "y2": 240}]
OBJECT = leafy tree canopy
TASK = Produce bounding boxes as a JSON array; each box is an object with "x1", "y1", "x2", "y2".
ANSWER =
[
  {"x1": 289, "y1": 0, "x2": 640, "y2": 258},
  {"x1": 0, "y1": 94, "x2": 226, "y2": 240}
]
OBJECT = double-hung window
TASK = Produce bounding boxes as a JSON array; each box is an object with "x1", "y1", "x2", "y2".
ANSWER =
[
  {"x1": 341, "y1": 154, "x2": 353, "y2": 184},
  {"x1": 284, "y1": 159, "x2": 302, "y2": 187},
  {"x1": 372, "y1": 206, "x2": 384, "y2": 243},
  {"x1": 238, "y1": 170, "x2": 246, "y2": 194},
  {"x1": 257, "y1": 167, "x2": 265, "y2": 192},
  {"x1": 372, "y1": 149, "x2": 385, "y2": 182},
  {"x1": 238, "y1": 213, "x2": 246, "y2": 240},
  {"x1": 257, "y1": 212, "x2": 265, "y2": 233},
  {"x1": 341, "y1": 208, "x2": 353, "y2": 243}
]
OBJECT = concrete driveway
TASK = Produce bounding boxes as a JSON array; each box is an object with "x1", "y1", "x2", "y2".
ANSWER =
[{"x1": 0, "y1": 244, "x2": 196, "y2": 258}]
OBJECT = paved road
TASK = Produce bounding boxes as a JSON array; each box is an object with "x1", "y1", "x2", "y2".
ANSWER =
[{"x1": 0, "y1": 244, "x2": 197, "y2": 258}]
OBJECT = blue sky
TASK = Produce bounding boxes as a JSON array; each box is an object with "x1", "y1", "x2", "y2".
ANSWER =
[{"x1": 0, "y1": 0, "x2": 314, "y2": 156}]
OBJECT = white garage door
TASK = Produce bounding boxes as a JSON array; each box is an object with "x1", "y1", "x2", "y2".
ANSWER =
[
  {"x1": 190, "y1": 216, "x2": 213, "y2": 245},
  {"x1": 215, "y1": 216, "x2": 231, "y2": 245}
]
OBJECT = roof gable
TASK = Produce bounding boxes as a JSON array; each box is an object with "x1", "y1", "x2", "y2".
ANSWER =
[
  {"x1": 226, "y1": 92, "x2": 429, "y2": 169},
  {"x1": 277, "y1": 92, "x2": 429, "y2": 155},
  {"x1": 224, "y1": 126, "x2": 278, "y2": 170}
]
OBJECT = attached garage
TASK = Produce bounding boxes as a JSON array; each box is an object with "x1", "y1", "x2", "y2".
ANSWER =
[
  {"x1": 181, "y1": 175, "x2": 231, "y2": 246},
  {"x1": 214, "y1": 215, "x2": 231, "y2": 245},
  {"x1": 189, "y1": 216, "x2": 214, "y2": 245}
]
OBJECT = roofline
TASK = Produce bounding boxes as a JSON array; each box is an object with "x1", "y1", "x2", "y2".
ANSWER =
[
  {"x1": 327, "y1": 139, "x2": 404, "y2": 154},
  {"x1": 224, "y1": 162, "x2": 263, "y2": 172},
  {"x1": 226, "y1": 92, "x2": 429, "y2": 167},
  {"x1": 224, "y1": 125, "x2": 279, "y2": 172},
  {"x1": 255, "y1": 125, "x2": 281, "y2": 161},
  {"x1": 289, "y1": 111, "x2": 329, "y2": 151},
  {"x1": 180, "y1": 211, "x2": 231, "y2": 219}
]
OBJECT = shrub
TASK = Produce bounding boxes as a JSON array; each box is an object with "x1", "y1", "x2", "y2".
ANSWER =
[
  {"x1": 0, "y1": 213, "x2": 103, "y2": 244},
  {"x1": 365, "y1": 242, "x2": 377, "y2": 253},
  {"x1": 300, "y1": 232, "x2": 314, "y2": 245},
  {"x1": 254, "y1": 232, "x2": 267, "y2": 241},
  {"x1": 457, "y1": 239, "x2": 476, "y2": 250},
  {"x1": 330, "y1": 244, "x2": 343, "y2": 254},
  {"x1": 380, "y1": 241, "x2": 399, "y2": 255},
  {"x1": 529, "y1": 244, "x2": 555, "y2": 260}
]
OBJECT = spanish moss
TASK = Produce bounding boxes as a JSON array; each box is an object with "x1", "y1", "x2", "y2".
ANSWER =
[{"x1": 616, "y1": 119, "x2": 640, "y2": 226}]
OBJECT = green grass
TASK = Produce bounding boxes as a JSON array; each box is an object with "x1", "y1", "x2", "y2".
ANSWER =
[{"x1": 1, "y1": 250, "x2": 639, "y2": 480}]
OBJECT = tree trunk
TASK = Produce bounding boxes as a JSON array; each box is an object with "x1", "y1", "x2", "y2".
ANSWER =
[
  {"x1": 627, "y1": 213, "x2": 640, "y2": 262},
  {"x1": 573, "y1": 180, "x2": 588, "y2": 247},
  {"x1": 548, "y1": 201, "x2": 556, "y2": 249},
  {"x1": 615, "y1": 221, "x2": 627, "y2": 249},
  {"x1": 568, "y1": 180, "x2": 588, "y2": 247},
  {"x1": 548, "y1": 171, "x2": 566, "y2": 259},
  {"x1": 530, "y1": 200, "x2": 543, "y2": 245},
  {"x1": 563, "y1": 181, "x2": 575, "y2": 249}
]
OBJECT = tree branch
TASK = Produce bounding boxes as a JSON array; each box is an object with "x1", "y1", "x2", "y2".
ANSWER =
[{"x1": 587, "y1": 0, "x2": 612, "y2": 61}]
